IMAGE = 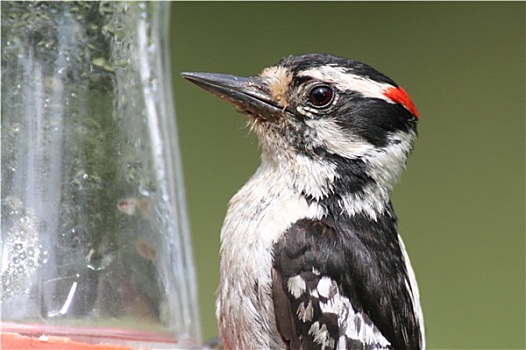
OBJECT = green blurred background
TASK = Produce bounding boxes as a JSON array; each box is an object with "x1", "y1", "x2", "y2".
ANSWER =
[{"x1": 169, "y1": 2, "x2": 525, "y2": 349}]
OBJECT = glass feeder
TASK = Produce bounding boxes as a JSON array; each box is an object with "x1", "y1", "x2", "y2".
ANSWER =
[{"x1": 1, "y1": 2, "x2": 201, "y2": 348}]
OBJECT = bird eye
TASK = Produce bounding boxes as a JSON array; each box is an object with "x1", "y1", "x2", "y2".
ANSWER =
[{"x1": 308, "y1": 86, "x2": 334, "y2": 108}]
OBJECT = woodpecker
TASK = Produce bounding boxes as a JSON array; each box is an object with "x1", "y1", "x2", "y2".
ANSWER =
[{"x1": 182, "y1": 53, "x2": 424, "y2": 350}]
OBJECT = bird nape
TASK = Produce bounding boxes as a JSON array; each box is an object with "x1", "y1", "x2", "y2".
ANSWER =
[{"x1": 182, "y1": 53, "x2": 424, "y2": 350}]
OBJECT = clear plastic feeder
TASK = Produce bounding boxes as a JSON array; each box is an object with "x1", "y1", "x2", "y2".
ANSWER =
[{"x1": 1, "y1": 2, "x2": 200, "y2": 348}]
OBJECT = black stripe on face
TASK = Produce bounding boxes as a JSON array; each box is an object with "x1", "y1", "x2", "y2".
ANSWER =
[{"x1": 328, "y1": 93, "x2": 417, "y2": 148}]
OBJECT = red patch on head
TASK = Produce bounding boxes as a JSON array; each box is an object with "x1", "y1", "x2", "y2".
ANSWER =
[{"x1": 383, "y1": 86, "x2": 420, "y2": 118}]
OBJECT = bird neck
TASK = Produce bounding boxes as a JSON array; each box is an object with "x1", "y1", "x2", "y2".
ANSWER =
[
  {"x1": 260, "y1": 148, "x2": 402, "y2": 221},
  {"x1": 258, "y1": 127, "x2": 415, "y2": 220}
]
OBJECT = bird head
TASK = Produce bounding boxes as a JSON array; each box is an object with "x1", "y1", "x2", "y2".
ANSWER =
[{"x1": 182, "y1": 53, "x2": 420, "y2": 202}]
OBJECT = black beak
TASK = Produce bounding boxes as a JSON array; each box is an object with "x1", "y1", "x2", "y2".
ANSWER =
[{"x1": 181, "y1": 72, "x2": 285, "y2": 120}]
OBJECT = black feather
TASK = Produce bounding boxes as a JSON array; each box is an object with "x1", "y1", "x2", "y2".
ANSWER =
[{"x1": 272, "y1": 210, "x2": 422, "y2": 350}]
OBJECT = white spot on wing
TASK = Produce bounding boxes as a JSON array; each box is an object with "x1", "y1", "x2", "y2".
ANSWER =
[
  {"x1": 317, "y1": 276, "x2": 335, "y2": 298},
  {"x1": 316, "y1": 277, "x2": 391, "y2": 348},
  {"x1": 337, "y1": 335, "x2": 347, "y2": 349},
  {"x1": 288, "y1": 275, "x2": 307, "y2": 299},
  {"x1": 297, "y1": 300, "x2": 314, "y2": 322},
  {"x1": 309, "y1": 322, "x2": 336, "y2": 349},
  {"x1": 346, "y1": 311, "x2": 390, "y2": 348}
]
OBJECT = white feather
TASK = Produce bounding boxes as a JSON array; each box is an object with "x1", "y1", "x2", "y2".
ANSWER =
[
  {"x1": 217, "y1": 156, "x2": 326, "y2": 349},
  {"x1": 305, "y1": 118, "x2": 376, "y2": 159},
  {"x1": 309, "y1": 322, "x2": 336, "y2": 349},
  {"x1": 398, "y1": 234, "x2": 426, "y2": 348},
  {"x1": 317, "y1": 277, "x2": 391, "y2": 348},
  {"x1": 288, "y1": 275, "x2": 307, "y2": 299}
]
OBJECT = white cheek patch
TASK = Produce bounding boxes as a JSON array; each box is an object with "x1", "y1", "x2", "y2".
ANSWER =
[
  {"x1": 362, "y1": 130, "x2": 416, "y2": 190},
  {"x1": 305, "y1": 118, "x2": 375, "y2": 159}
]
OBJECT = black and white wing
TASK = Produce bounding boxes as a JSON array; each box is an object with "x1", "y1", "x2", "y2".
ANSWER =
[{"x1": 272, "y1": 217, "x2": 422, "y2": 350}]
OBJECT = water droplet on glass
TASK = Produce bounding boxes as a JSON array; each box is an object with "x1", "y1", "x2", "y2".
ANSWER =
[{"x1": 86, "y1": 252, "x2": 114, "y2": 271}]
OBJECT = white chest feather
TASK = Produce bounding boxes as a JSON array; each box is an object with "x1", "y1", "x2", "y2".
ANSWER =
[{"x1": 217, "y1": 162, "x2": 325, "y2": 349}]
